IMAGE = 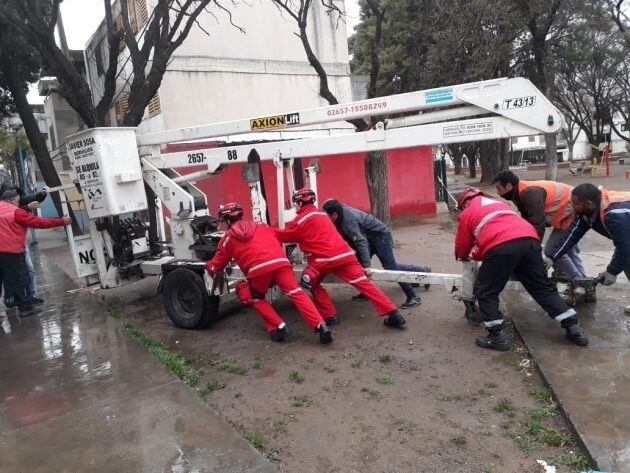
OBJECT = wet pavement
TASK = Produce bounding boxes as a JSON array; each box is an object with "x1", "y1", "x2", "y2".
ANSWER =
[{"x1": 0, "y1": 248, "x2": 276, "y2": 473}]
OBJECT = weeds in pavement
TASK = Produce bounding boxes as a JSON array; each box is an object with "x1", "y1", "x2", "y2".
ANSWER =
[
  {"x1": 378, "y1": 353, "x2": 392, "y2": 364},
  {"x1": 529, "y1": 385, "x2": 554, "y2": 403},
  {"x1": 494, "y1": 398, "x2": 517, "y2": 417},
  {"x1": 199, "y1": 379, "x2": 227, "y2": 399},
  {"x1": 450, "y1": 435, "x2": 467, "y2": 446},
  {"x1": 289, "y1": 370, "x2": 305, "y2": 384},
  {"x1": 438, "y1": 392, "x2": 463, "y2": 401},
  {"x1": 376, "y1": 376, "x2": 394, "y2": 385},
  {"x1": 251, "y1": 356, "x2": 263, "y2": 370},
  {"x1": 351, "y1": 360, "x2": 361, "y2": 368},
  {"x1": 292, "y1": 394, "x2": 312, "y2": 407},
  {"x1": 550, "y1": 452, "x2": 592, "y2": 471},
  {"x1": 243, "y1": 432, "x2": 267, "y2": 449},
  {"x1": 217, "y1": 360, "x2": 249, "y2": 375}
]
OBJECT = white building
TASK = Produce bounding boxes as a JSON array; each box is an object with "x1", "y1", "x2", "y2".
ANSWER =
[{"x1": 84, "y1": 0, "x2": 353, "y2": 136}]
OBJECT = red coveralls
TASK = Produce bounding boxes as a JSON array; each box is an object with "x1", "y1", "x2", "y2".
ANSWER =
[
  {"x1": 207, "y1": 220, "x2": 324, "y2": 332},
  {"x1": 274, "y1": 204, "x2": 396, "y2": 318}
]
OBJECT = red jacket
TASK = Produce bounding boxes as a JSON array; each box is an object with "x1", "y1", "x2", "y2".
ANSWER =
[
  {"x1": 0, "y1": 201, "x2": 66, "y2": 254},
  {"x1": 207, "y1": 220, "x2": 290, "y2": 278},
  {"x1": 455, "y1": 195, "x2": 539, "y2": 261},
  {"x1": 274, "y1": 204, "x2": 357, "y2": 268}
]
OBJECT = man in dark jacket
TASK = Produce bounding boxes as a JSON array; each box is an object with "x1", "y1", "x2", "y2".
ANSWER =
[
  {"x1": 322, "y1": 199, "x2": 430, "y2": 309},
  {"x1": 0, "y1": 181, "x2": 49, "y2": 307},
  {"x1": 549, "y1": 183, "x2": 630, "y2": 313}
]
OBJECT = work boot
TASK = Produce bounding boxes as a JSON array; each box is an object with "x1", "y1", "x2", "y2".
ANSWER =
[
  {"x1": 383, "y1": 310, "x2": 406, "y2": 328},
  {"x1": 325, "y1": 316, "x2": 340, "y2": 326},
  {"x1": 317, "y1": 323, "x2": 333, "y2": 344},
  {"x1": 30, "y1": 296, "x2": 44, "y2": 305},
  {"x1": 352, "y1": 293, "x2": 367, "y2": 301},
  {"x1": 475, "y1": 330, "x2": 510, "y2": 351},
  {"x1": 270, "y1": 323, "x2": 290, "y2": 342},
  {"x1": 564, "y1": 323, "x2": 588, "y2": 346},
  {"x1": 401, "y1": 296, "x2": 421, "y2": 309}
]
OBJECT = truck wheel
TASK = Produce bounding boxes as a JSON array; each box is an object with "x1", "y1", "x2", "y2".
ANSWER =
[{"x1": 162, "y1": 268, "x2": 218, "y2": 329}]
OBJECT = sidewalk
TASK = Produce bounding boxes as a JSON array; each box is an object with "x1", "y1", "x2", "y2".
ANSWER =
[{"x1": 0, "y1": 248, "x2": 275, "y2": 472}]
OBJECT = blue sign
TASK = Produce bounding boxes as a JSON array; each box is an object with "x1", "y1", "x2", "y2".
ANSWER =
[{"x1": 425, "y1": 87, "x2": 454, "y2": 104}]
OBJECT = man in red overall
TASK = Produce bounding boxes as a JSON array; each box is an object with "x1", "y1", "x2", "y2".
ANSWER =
[
  {"x1": 206, "y1": 202, "x2": 332, "y2": 344},
  {"x1": 0, "y1": 190, "x2": 70, "y2": 315},
  {"x1": 455, "y1": 187, "x2": 588, "y2": 351},
  {"x1": 274, "y1": 188, "x2": 406, "y2": 328}
]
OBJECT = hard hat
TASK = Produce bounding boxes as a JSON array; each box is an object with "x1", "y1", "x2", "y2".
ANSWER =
[
  {"x1": 218, "y1": 202, "x2": 244, "y2": 220},
  {"x1": 456, "y1": 187, "x2": 483, "y2": 210},
  {"x1": 292, "y1": 187, "x2": 316, "y2": 204}
]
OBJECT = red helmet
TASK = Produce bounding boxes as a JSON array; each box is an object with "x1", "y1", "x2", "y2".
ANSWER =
[
  {"x1": 218, "y1": 202, "x2": 244, "y2": 221},
  {"x1": 292, "y1": 187, "x2": 316, "y2": 204},
  {"x1": 456, "y1": 187, "x2": 483, "y2": 210}
]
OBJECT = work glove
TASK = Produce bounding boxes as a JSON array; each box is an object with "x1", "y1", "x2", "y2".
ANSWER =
[
  {"x1": 543, "y1": 257, "x2": 554, "y2": 271},
  {"x1": 363, "y1": 267, "x2": 373, "y2": 278},
  {"x1": 598, "y1": 271, "x2": 617, "y2": 286}
]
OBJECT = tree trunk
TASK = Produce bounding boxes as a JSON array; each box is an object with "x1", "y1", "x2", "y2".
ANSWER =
[
  {"x1": 365, "y1": 150, "x2": 390, "y2": 226},
  {"x1": 544, "y1": 132, "x2": 558, "y2": 180},
  {"x1": 0, "y1": 53, "x2": 80, "y2": 233},
  {"x1": 478, "y1": 139, "x2": 508, "y2": 184},
  {"x1": 452, "y1": 147, "x2": 463, "y2": 175},
  {"x1": 567, "y1": 141, "x2": 574, "y2": 161},
  {"x1": 468, "y1": 150, "x2": 477, "y2": 179}
]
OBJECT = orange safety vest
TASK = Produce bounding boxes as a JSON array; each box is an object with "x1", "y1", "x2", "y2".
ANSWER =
[
  {"x1": 517, "y1": 180, "x2": 574, "y2": 230},
  {"x1": 599, "y1": 189, "x2": 630, "y2": 222}
]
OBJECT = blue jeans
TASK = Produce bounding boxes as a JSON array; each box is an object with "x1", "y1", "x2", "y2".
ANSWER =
[
  {"x1": 370, "y1": 232, "x2": 429, "y2": 300},
  {"x1": 544, "y1": 228, "x2": 586, "y2": 278},
  {"x1": 3, "y1": 246, "x2": 35, "y2": 301}
]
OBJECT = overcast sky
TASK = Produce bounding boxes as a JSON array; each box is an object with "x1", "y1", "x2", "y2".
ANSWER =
[{"x1": 28, "y1": 0, "x2": 360, "y2": 103}]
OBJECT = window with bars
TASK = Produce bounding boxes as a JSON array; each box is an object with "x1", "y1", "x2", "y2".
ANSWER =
[{"x1": 148, "y1": 94, "x2": 161, "y2": 117}]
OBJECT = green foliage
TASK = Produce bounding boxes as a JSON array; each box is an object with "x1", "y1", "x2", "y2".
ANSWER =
[
  {"x1": 288, "y1": 370, "x2": 305, "y2": 384},
  {"x1": 494, "y1": 398, "x2": 517, "y2": 417},
  {"x1": 217, "y1": 360, "x2": 248, "y2": 375}
]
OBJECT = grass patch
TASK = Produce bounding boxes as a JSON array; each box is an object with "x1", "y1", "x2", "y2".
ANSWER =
[
  {"x1": 187, "y1": 371, "x2": 202, "y2": 387},
  {"x1": 199, "y1": 379, "x2": 226, "y2": 399},
  {"x1": 529, "y1": 384, "x2": 554, "y2": 403},
  {"x1": 378, "y1": 353, "x2": 392, "y2": 364},
  {"x1": 321, "y1": 384, "x2": 330, "y2": 392},
  {"x1": 292, "y1": 394, "x2": 312, "y2": 407},
  {"x1": 494, "y1": 398, "x2": 517, "y2": 417},
  {"x1": 323, "y1": 365, "x2": 337, "y2": 373},
  {"x1": 375, "y1": 376, "x2": 394, "y2": 385},
  {"x1": 361, "y1": 387, "x2": 381, "y2": 399},
  {"x1": 251, "y1": 356, "x2": 263, "y2": 370},
  {"x1": 243, "y1": 432, "x2": 267, "y2": 449},
  {"x1": 484, "y1": 381, "x2": 498, "y2": 389},
  {"x1": 122, "y1": 321, "x2": 198, "y2": 385},
  {"x1": 351, "y1": 360, "x2": 361, "y2": 368},
  {"x1": 289, "y1": 370, "x2": 305, "y2": 384},
  {"x1": 450, "y1": 435, "x2": 467, "y2": 446},
  {"x1": 436, "y1": 408, "x2": 447, "y2": 418},
  {"x1": 438, "y1": 392, "x2": 463, "y2": 402},
  {"x1": 551, "y1": 452, "x2": 592, "y2": 471},
  {"x1": 217, "y1": 360, "x2": 248, "y2": 375},
  {"x1": 106, "y1": 305, "x2": 121, "y2": 318}
]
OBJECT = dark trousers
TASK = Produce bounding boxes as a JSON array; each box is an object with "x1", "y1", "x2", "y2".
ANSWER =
[
  {"x1": 474, "y1": 238, "x2": 574, "y2": 331},
  {"x1": 370, "y1": 232, "x2": 430, "y2": 300},
  {"x1": 0, "y1": 252, "x2": 31, "y2": 309}
]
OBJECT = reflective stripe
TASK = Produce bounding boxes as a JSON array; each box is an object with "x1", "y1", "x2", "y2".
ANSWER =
[
  {"x1": 348, "y1": 276, "x2": 367, "y2": 284},
  {"x1": 484, "y1": 319, "x2": 504, "y2": 328},
  {"x1": 473, "y1": 210, "x2": 517, "y2": 237},
  {"x1": 550, "y1": 219, "x2": 582, "y2": 260},
  {"x1": 223, "y1": 236, "x2": 230, "y2": 248},
  {"x1": 286, "y1": 288, "x2": 302, "y2": 296},
  {"x1": 315, "y1": 250, "x2": 355, "y2": 263},
  {"x1": 554, "y1": 308, "x2": 576, "y2": 322},
  {"x1": 607, "y1": 208, "x2": 630, "y2": 215},
  {"x1": 248, "y1": 257, "x2": 289, "y2": 274},
  {"x1": 297, "y1": 211, "x2": 328, "y2": 225}
]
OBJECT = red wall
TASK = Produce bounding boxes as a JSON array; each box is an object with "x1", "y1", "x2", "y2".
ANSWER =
[{"x1": 164, "y1": 143, "x2": 436, "y2": 225}]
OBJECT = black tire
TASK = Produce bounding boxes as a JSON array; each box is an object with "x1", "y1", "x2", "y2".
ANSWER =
[{"x1": 162, "y1": 268, "x2": 219, "y2": 329}]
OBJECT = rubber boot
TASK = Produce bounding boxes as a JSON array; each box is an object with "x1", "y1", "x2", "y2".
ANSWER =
[
  {"x1": 317, "y1": 323, "x2": 333, "y2": 344},
  {"x1": 475, "y1": 329, "x2": 510, "y2": 351},
  {"x1": 561, "y1": 318, "x2": 588, "y2": 346},
  {"x1": 383, "y1": 310, "x2": 406, "y2": 328}
]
